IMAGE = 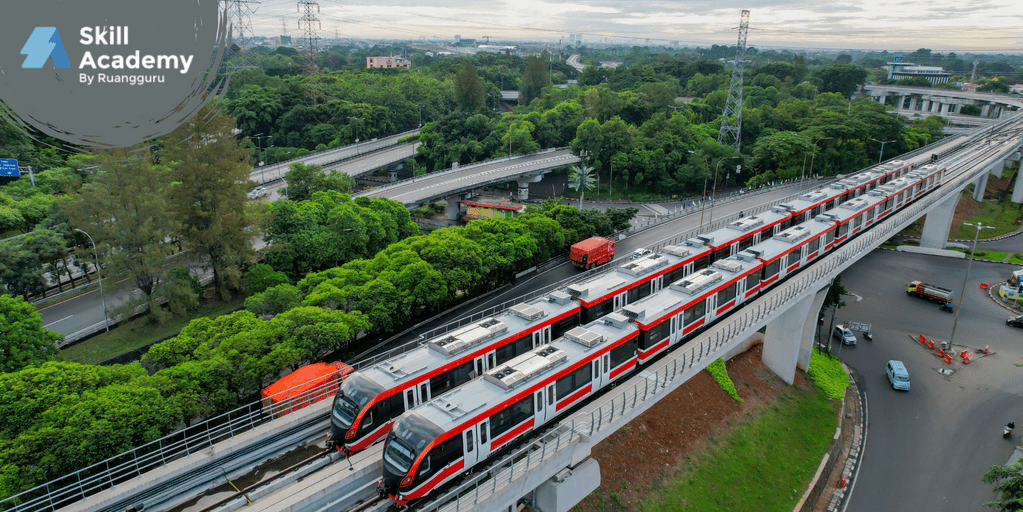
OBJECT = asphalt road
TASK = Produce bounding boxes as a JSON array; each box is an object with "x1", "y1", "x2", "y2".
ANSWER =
[{"x1": 834, "y1": 250, "x2": 1023, "y2": 512}]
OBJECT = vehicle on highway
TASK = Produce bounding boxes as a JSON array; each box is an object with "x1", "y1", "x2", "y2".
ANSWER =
[
  {"x1": 886, "y1": 360, "x2": 910, "y2": 391},
  {"x1": 906, "y1": 281, "x2": 953, "y2": 305},
  {"x1": 834, "y1": 325, "x2": 857, "y2": 345},
  {"x1": 1007, "y1": 315, "x2": 1023, "y2": 328},
  {"x1": 570, "y1": 236, "x2": 616, "y2": 269},
  {"x1": 247, "y1": 186, "x2": 268, "y2": 199}
]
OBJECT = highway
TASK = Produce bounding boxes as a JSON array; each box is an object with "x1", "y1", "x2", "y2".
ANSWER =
[{"x1": 837, "y1": 250, "x2": 1023, "y2": 512}]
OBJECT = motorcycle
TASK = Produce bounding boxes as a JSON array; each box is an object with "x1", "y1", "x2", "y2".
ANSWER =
[
  {"x1": 863, "y1": 332, "x2": 873, "y2": 341},
  {"x1": 940, "y1": 303, "x2": 954, "y2": 313},
  {"x1": 1004, "y1": 422, "x2": 1015, "y2": 438}
]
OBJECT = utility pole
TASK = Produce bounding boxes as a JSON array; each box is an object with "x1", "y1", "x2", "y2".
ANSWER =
[{"x1": 717, "y1": 10, "x2": 750, "y2": 152}]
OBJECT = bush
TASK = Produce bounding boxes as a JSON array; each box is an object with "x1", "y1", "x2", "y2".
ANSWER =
[
  {"x1": 244, "y1": 264, "x2": 290, "y2": 294},
  {"x1": 807, "y1": 353, "x2": 849, "y2": 399},
  {"x1": 705, "y1": 357, "x2": 743, "y2": 403}
]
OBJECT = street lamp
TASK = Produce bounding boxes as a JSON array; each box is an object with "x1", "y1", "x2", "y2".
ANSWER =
[
  {"x1": 709, "y1": 156, "x2": 741, "y2": 227},
  {"x1": 278, "y1": 151, "x2": 292, "y2": 198},
  {"x1": 688, "y1": 150, "x2": 710, "y2": 229},
  {"x1": 805, "y1": 137, "x2": 832, "y2": 191},
  {"x1": 73, "y1": 228, "x2": 109, "y2": 333},
  {"x1": 949, "y1": 222, "x2": 993, "y2": 351},
  {"x1": 871, "y1": 138, "x2": 895, "y2": 164},
  {"x1": 349, "y1": 117, "x2": 364, "y2": 155},
  {"x1": 416, "y1": 103, "x2": 424, "y2": 128}
]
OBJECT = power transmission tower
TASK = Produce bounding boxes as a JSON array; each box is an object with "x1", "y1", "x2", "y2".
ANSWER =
[
  {"x1": 297, "y1": 0, "x2": 322, "y2": 105},
  {"x1": 225, "y1": 0, "x2": 260, "y2": 70},
  {"x1": 717, "y1": 9, "x2": 750, "y2": 152},
  {"x1": 281, "y1": 17, "x2": 289, "y2": 38}
]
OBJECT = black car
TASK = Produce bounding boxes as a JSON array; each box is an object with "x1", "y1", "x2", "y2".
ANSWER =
[{"x1": 1008, "y1": 316, "x2": 1023, "y2": 328}]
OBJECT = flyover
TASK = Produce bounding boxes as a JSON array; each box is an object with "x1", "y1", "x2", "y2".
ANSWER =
[
  {"x1": 862, "y1": 84, "x2": 1023, "y2": 120},
  {"x1": 355, "y1": 148, "x2": 580, "y2": 216}
]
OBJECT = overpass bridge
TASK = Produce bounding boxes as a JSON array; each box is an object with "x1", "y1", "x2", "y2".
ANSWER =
[
  {"x1": 862, "y1": 84, "x2": 1023, "y2": 120},
  {"x1": 355, "y1": 148, "x2": 580, "y2": 216},
  {"x1": 10, "y1": 119, "x2": 1023, "y2": 512}
]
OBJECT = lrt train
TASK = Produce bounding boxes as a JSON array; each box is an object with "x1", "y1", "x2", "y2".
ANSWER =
[
  {"x1": 328, "y1": 158, "x2": 922, "y2": 455},
  {"x1": 378, "y1": 161, "x2": 945, "y2": 506}
]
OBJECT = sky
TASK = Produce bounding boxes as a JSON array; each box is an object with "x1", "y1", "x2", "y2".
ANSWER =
[{"x1": 244, "y1": 0, "x2": 1023, "y2": 53}]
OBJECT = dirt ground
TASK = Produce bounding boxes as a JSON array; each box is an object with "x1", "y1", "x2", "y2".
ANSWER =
[{"x1": 572, "y1": 344, "x2": 827, "y2": 512}]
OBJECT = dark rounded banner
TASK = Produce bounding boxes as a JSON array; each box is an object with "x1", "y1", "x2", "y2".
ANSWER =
[{"x1": 0, "y1": 0, "x2": 229, "y2": 149}]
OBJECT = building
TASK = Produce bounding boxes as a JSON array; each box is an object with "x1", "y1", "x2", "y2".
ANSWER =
[
  {"x1": 1010, "y1": 84, "x2": 1023, "y2": 95},
  {"x1": 886, "y1": 58, "x2": 951, "y2": 85},
  {"x1": 366, "y1": 56, "x2": 410, "y2": 69}
]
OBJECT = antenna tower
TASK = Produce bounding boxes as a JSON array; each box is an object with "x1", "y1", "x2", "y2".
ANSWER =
[
  {"x1": 281, "y1": 17, "x2": 289, "y2": 37},
  {"x1": 717, "y1": 9, "x2": 750, "y2": 152}
]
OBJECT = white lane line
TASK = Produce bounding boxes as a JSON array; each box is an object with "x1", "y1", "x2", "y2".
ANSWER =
[{"x1": 44, "y1": 315, "x2": 74, "y2": 328}]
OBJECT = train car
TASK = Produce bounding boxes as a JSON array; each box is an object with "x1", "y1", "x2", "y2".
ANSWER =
[
  {"x1": 567, "y1": 243, "x2": 711, "y2": 323},
  {"x1": 694, "y1": 207, "x2": 791, "y2": 262},
  {"x1": 746, "y1": 215, "x2": 837, "y2": 289},
  {"x1": 379, "y1": 315, "x2": 638, "y2": 506},
  {"x1": 620, "y1": 252, "x2": 762, "y2": 364},
  {"x1": 328, "y1": 291, "x2": 580, "y2": 453},
  {"x1": 822, "y1": 192, "x2": 889, "y2": 246},
  {"x1": 906, "y1": 163, "x2": 946, "y2": 199}
]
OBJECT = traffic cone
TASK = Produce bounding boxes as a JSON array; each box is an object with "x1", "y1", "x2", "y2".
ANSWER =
[
  {"x1": 984, "y1": 345, "x2": 990, "y2": 354},
  {"x1": 839, "y1": 474, "x2": 847, "y2": 488}
]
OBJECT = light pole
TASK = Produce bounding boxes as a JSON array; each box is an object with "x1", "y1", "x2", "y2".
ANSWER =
[
  {"x1": 349, "y1": 117, "x2": 364, "y2": 155},
  {"x1": 949, "y1": 222, "x2": 993, "y2": 350},
  {"x1": 805, "y1": 137, "x2": 832, "y2": 191},
  {"x1": 688, "y1": 150, "x2": 709, "y2": 229},
  {"x1": 278, "y1": 151, "x2": 292, "y2": 198},
  {"x1": 74, "y1": 228, "x2": 109, "y2": 333},
  {"x1": 871, "y1": 138, "x2": 895, "y2": 164},
  {"x1": 709, "y1": 156, "x2": 741, "y2": 227},
  {"x1": 417, "y1": 103, "x2": 424, "y2": 128}
]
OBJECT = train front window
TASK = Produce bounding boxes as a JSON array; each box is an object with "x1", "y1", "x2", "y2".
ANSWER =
[
  {"x1": 384, "y1": 412, "x2": 444, "y2": 475},
  {"x1": 334, "y1": 373, "x2": 385, "y2": 428}
]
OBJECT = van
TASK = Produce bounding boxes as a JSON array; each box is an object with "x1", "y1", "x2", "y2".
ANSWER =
[
  {"x1": 886, "y1": 360, "x2": 910, "y2": 391},
  {"x1": 833, "y1": 325, "x2": 856, "y2": 345}
]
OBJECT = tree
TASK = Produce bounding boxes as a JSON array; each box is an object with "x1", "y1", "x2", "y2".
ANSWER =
[
  {"x1": 67, "y1": 147, "x2": 178, "y2": 319},
  {"x1": 454, "y1": 58, "x2": 486, "y2": 112},
  {"x1": 520, "y1": 53, "x2": 551, "y2": 106},
  {"x1": 813, "y1": 64, "x2": 869, "y2": 99},
  {"x1": 567, "y1": 162, "x2": 597, "y2": 209},
  {"x1": 979, "y1": 81, "x2": 1010, "y2": 93},
  {"x1": 981, "y1": 458, "x2": 1023, "y2": 511},
  {"x1": 244, "y1": 264, "x2": 290, "y2": 293},
  {"x1": 163, "y1": 104, "x2": 256, "y2": 299},
  {"x1": 284, "y1": 162, "x2": 355, "y2": 202},
  {"x1": 0, "y1": 294, "x2": 61, "y2": 372},
  {"x1": 0, "y1": 239, "x2": 44, "y2": 299}
]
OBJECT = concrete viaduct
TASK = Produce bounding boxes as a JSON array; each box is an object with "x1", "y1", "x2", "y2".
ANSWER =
[{"x1": 863, "y1": 84, "x2": 1023, "y2": 122}]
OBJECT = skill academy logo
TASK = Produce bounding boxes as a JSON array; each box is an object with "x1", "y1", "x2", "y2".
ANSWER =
[{"x1": 21, "y1": 27, "x2": 71, "y2": 68}]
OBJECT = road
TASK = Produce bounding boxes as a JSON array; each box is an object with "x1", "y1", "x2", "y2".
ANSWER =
[
  {"x1": 248, "y1": 130, "x2": 419, "y2": 186},
  {"x1": 835, "y1": 250, "x2": 1023, "y2": 512}
]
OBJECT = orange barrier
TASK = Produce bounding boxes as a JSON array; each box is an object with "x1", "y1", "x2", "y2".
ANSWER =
[
  {"x1": 919, "y1": 334, "x2": 926, "y2": 343},
  {"x1": 960, "y1": 349, "x2": 969, "y2": 358},
  {"x1": 944, "y1": 353, "x2": 953, "y2": 364},
  {"x1": 980, "y1": 283, "x2": 989, "y2": 290},
  {"x1": 937, "y1": 348, "x2": 945, "y2": 357},
  {"x1": 963, "y1": 353, "x2": 971, "y2": 364},
  {"x1": 927, "y1": 339, "x2": 935, "y2": 349}
]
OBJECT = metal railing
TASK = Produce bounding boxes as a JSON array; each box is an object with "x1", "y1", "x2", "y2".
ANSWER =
[{"x1": 0, "y1": 367, "x2": 348, "y2": 512}]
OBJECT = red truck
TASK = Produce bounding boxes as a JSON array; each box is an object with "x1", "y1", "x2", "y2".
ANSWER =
[
  {"x1": 906, "y1": 281, "x2": 953, "y2": 305},
  {"x1": 570, "y1": 236, "x2": 616, "y2": 269}
]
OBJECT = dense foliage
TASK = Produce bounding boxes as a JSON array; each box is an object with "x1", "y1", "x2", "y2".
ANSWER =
[
  {"x1": 806, "y1": 352, "x2": 850, "y2": 399},
  {"x1": 705, "y1": 357, "x2": 743, "y2": 403},
  {"x1": 0, "y1": 294, "x2": 61, "y2": 372}
]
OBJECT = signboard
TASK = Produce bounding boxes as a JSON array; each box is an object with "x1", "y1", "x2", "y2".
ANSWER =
[
  {"x1": 846, "y1": 321, "x2": 872, "y2": 332},
  {"x1": 0, "y1": 159, "x2": 19, "y2": 177}
]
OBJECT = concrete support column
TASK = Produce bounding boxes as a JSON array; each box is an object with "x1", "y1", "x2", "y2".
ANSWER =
[
  {"x1": 940, "y1": 103, "x2": 951, "y2": 115},
  {"x1": 920, "y1": 192, "x2": 960, "y2": 249},
  {"x1": 922, "y1": 99, "x2": 931, "y2": 112},
  {"x1": 797, "y1": 286, "x2": 831, "y2": 373},
  {"x1": 895, "y1": 95, "x2": 905, "y2": 109},
  {"x1": 516, "y1": 174, "x2": 544, "y2": 201},
  {"x1": 908, "y1": 95, "x2": 918, "y2": 111},
  {"x1": 973, "y1": 171, "x2": 988, "y2": 202},
  {"x1": 954, "y1": 104, "x2": 962, "y2": 114},
  {"x1": 446, "y1": 196, "x2": 462, "y2": 221},
  {"x1": 763, "y1": 291, "x2": 818, "y2": 385},
  {"x1": 981, "y1": 104, "x2": 991, "y2": 117},
  {"x1": 1013, "y1": 170, "x2": 1023, "y2": 203}
]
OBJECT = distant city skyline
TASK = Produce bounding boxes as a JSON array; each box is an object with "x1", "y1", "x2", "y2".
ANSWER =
[{"x1": 238, "y1": 0, "x2": 1023, "y2": 53}]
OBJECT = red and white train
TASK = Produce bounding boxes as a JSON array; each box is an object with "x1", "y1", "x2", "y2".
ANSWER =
[{"x1": 377, "y1": 160, "x2": 946, "y2": 506}]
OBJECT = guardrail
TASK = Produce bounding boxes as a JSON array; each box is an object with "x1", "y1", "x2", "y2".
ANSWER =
[
  {"x1": 0, "y1": 366, "x2": 349, "y2": 512},
  {"x1": 416, "y1": 117, "x2": 1023, "y2": 512}
]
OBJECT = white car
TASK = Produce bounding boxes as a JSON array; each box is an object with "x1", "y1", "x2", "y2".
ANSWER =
[
  {"x1": 247, "y1": 187, "x2": 268, "y2": 199},
  {"x1": 631, "y1": 248, "x2": 653, "y2": 260}
]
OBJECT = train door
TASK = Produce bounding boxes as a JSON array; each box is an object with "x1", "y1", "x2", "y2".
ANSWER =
[
  {"x1": 735, "y1": 278, "x2": 747, "y2": 305},
  {"x1": 531, "y1": 326, "x2": 552, "y2": 349},
  {"x1": 472, "y1": 354, "x2": 491, "y2": 378},
  {"x1": 462, "y1": 426, "x2": 479, "y2": 468},
  {"x1": 612, "y1": 291, "x2": 628, "y2": 310},
  {"x1": 706, "y1": 295, "x2": 719, "y2": 322},
  {"x1": 534, "y1": 383, "x2": 557, "y2": 426},
  {"x1": 403, "y1": 384, "x2": 428, "y2": 411},
  {"x1": 670, "y1": 312, "x2": 684, "y2": 345},
  {"x1": 650, "y1": 275, "x2": 664, "y2": 294}
]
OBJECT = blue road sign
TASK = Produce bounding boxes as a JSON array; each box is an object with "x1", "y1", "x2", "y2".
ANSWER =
[{"x1": 0, "y1": 159, "x2": 20, "y2": 177}]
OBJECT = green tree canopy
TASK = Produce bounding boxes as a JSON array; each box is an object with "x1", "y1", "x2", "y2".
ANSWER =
[{"x1": 0, "y1": 294, "x2": 61, "y2": 372}]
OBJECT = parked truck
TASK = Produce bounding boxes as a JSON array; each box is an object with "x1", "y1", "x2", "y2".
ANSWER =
[
  {"x1": 906, "y1": 281, "x2": 953, "y2": 304},
  {"x1": 570, "y1": 236, "x2": 616, "y2": 269}
]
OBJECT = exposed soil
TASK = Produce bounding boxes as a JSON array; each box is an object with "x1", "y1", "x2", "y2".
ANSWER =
[{"x1": 572, "y1": 344, "x2": 825, "y2": 512}]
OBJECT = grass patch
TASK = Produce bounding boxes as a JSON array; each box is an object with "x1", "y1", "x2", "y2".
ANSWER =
[
  {"x1": 705, "y1": 358, "x2": 743, "y2": 403},
  {"x1": 949, "y1": 199, "x2": 1022, "y2": 240},
  {"x1": 945, "y1": 247, "x2": 1010, "y2": 261},
  {"x1": 59, "y1": 297, "x2": 246, "y2": 365},
  {"x1": 1012, "y1": 253, "x2": 1023, "y2": 263},
  {"x1": 639, "y1": 387, "x2": 837, "y2": 512},
  {"x1": 807, "y1": 353, "x2": 850, "y2": 399}
]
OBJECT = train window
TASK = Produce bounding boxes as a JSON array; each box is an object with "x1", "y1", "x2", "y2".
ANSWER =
[
  {"x1": 610, "y1": 338, "x2": 637, "y2": 368},
  {"x1": 480, "y1": 423, "x2": 488, "y2": 444},
  {"x1": 745, "y1": 273, "x2": 759, "y2": 291},
  {"x1": 683, "y1": 299, "x2": 707, "y2": 327},
  {"x1": 556, "y1": 365, "x2": 591, "y2": 398},
  {"x1": 363, "y1": 410, "x2": 373, "y2": 428},
  {"x1": 429, "y1": 372, "x2": 451, "y2": 397},
  {"x1": 763, "y1": 260, "x2": 780, "y2": 279},
  {"x1": 647, "y1": 320, "x2": 670, "y2": 346},
  {"x1": 665, "y1": 266, "x2": 687, "y2": 284},
  {"x1": 627, "y1": 286, "x2": 640, "y2": 304},
  {"x1": 826, "y1": 228, "x2": 835, "y2": 245},
  {"x1": 489, "y1": 395, "x2": 534, "y2": 438},
  {"x1": 785, "y1": 251, "x2": 800, "y2": 268},
  {"x1": 603, "y1": 355, "x2": 609, "y2": 373},
  {"x1": 417, "y1": 454, "x2": 431, "y2": 478},
  {"x1": 738, "y1": 236, "x2": 754, "y2": 251},
  {"x1": 866, "y1": 209, "x2": 874, "y2": 222},
  {"x1": 420, "y1": 383, "x2": 429, "y2": 401},
  {"x1": 837, "y1": 223, "x2": 849, "y2": 237},
  {"x1": 552, "y1": 315, "x2": 579, "y2": 340},
  {"x1": 714, "y1": 247, "x2": 730, "y2": 261},
  {"x1": 807, "y1": 238, "x2": 820, "y2": 254},
  {"x1": 593, "y1": 361, "x2": 599, "y2": 380},
  {"x1": 544, "y1": 328, "x2": 551, "y2": 344},
  {"x1": 760, "y1": 228, "x2": 773, "y2": 242},
  {"x1": 488, "y1": 353, "x2": 495, "y2": 368},
  {"x1": 434, "y1": 436, "x2": 462, "y2": 468},
  {"x1": 852, "y1": 216, "x2": 861, "y2": 229},
  {"x1": 536, "y1": 392, "x2": 543, "y2": 412},
  {"x1": 406, "y1": 389, "x2": 414, "y2": 406},
  {"x1": 466, "y1": 430, "x2": 474, "y2": 452},
  {"x1": 638, "y1": 281, "x2": 652, "y2": 300},
  {"x1": 717, "y1": 283, "x2": 736, "y2": 304}
]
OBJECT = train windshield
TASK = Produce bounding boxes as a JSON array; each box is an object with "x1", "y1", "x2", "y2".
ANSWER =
[
  {"x1": 384, "y1": 412, "x2": 444, "y2": 474},
  {"x1": 334, "y1": 373, "x2": 384, "y2": 428}
]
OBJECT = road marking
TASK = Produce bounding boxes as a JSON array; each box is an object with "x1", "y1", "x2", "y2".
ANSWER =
[{"x1": 44, "y1": 315, "x2": 73, "y2": 327}]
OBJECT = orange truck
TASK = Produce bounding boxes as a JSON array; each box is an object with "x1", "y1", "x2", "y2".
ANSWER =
[{"x1": 570, "y1": 236, "x2": 616, "y2": 269}]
